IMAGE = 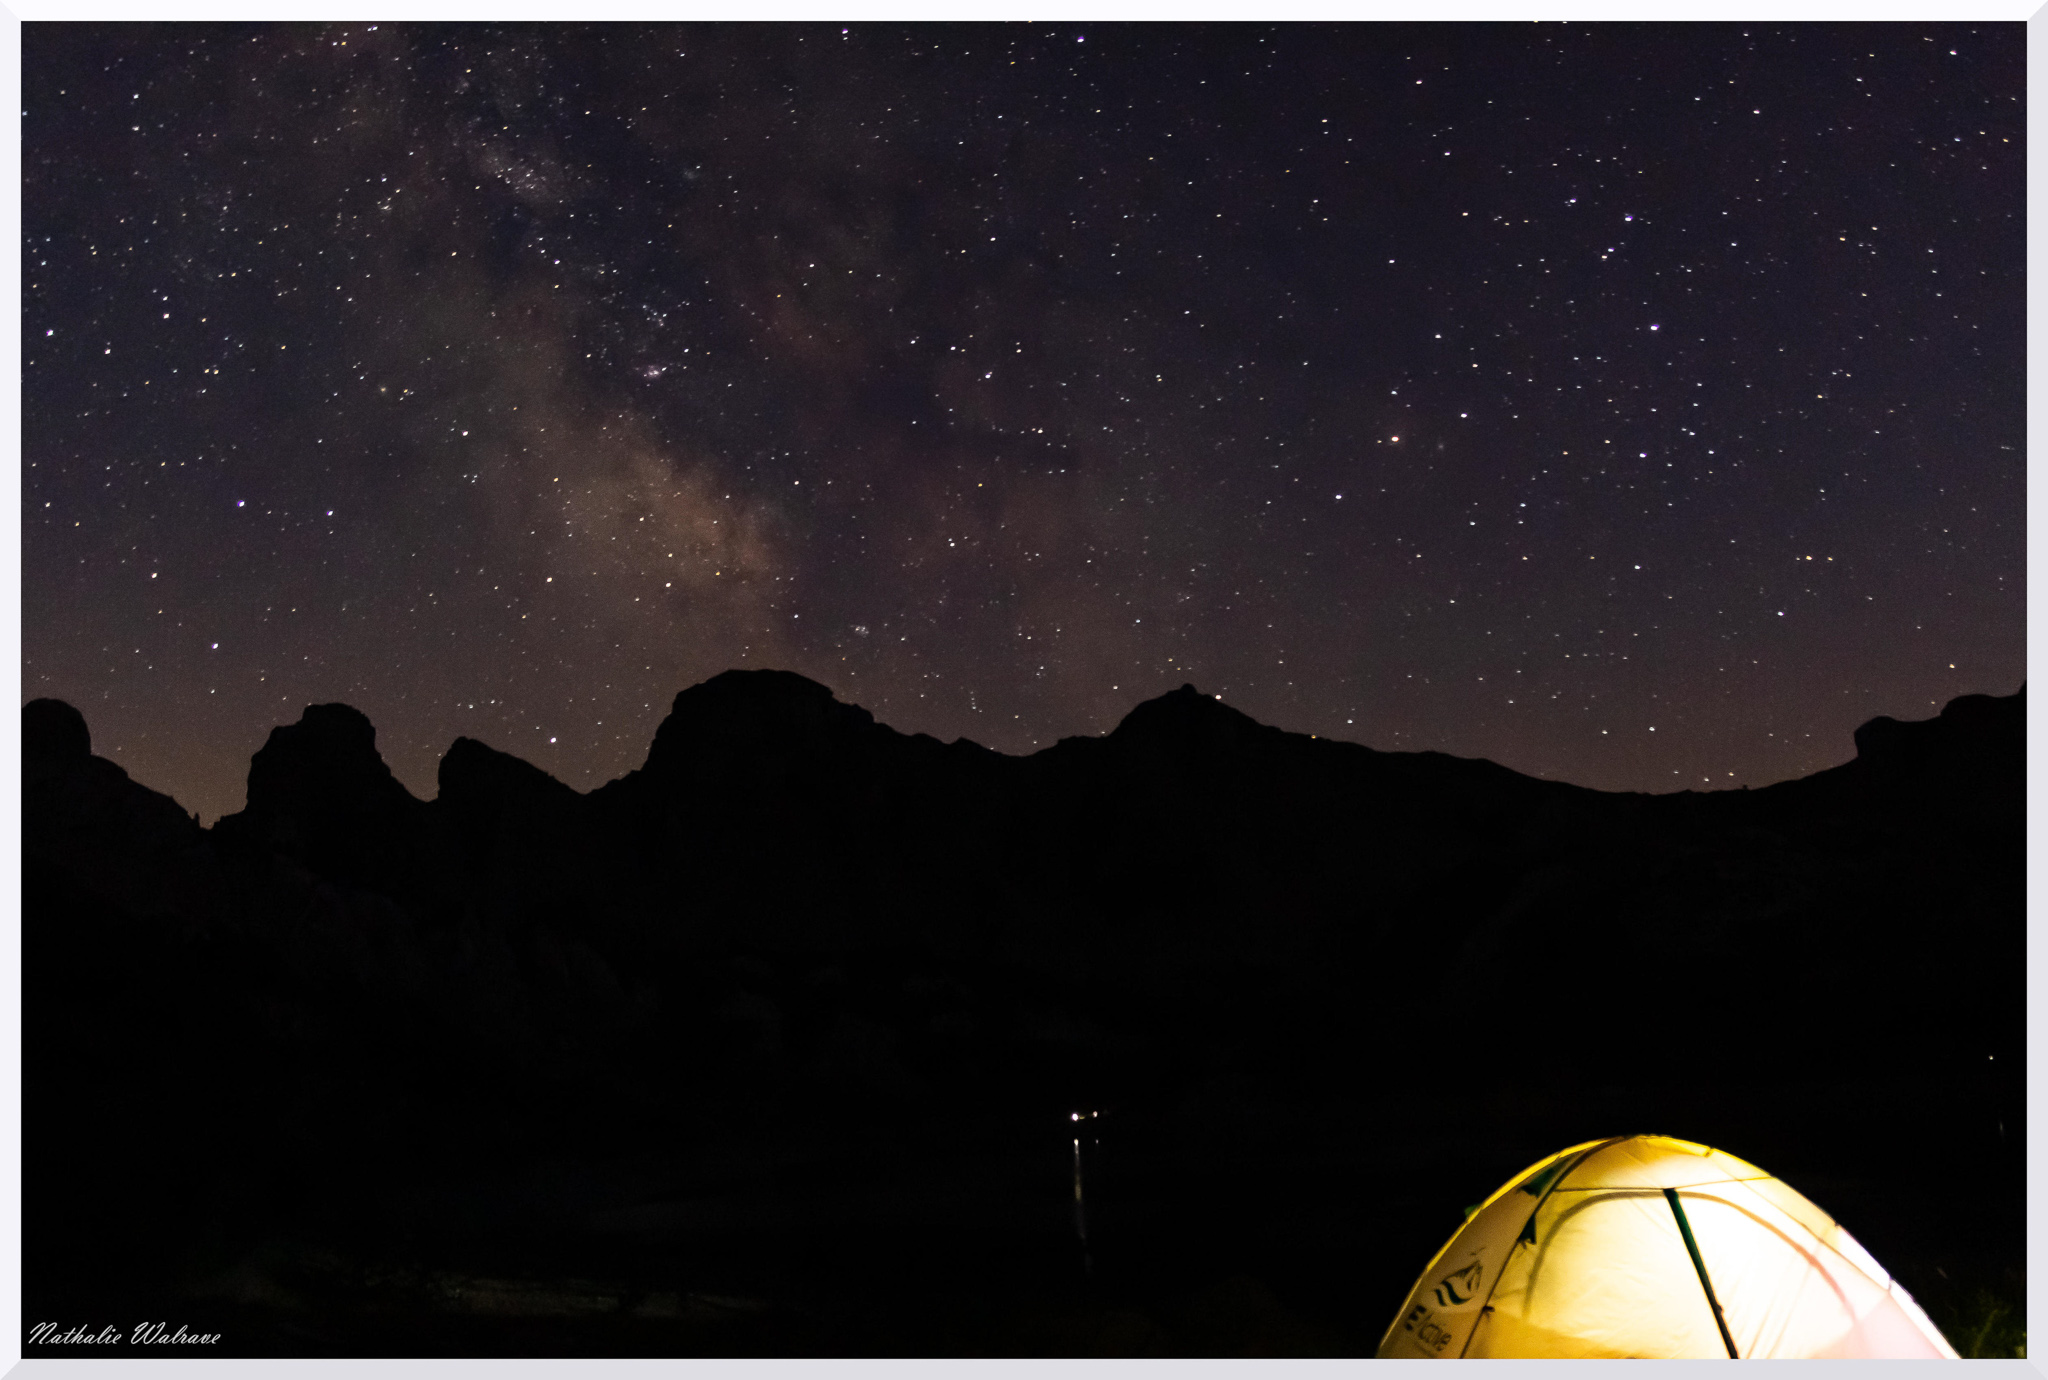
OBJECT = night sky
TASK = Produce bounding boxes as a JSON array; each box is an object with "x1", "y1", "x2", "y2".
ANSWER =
[{"x1": 24, "y1": 22, "x2": 2025, "y2": 825}]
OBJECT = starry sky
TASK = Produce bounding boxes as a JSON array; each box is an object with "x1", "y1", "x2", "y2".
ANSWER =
[{"x1": 23, "y1": 22, "x2": 2025, "y2": 825}]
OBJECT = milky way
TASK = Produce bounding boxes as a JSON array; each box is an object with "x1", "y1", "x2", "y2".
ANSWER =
[{"x1": 24, "y1": 22, "x2": 2024, "y2": 822}]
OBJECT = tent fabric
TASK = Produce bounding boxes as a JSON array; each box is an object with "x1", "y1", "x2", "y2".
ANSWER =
[{"x1": 1377, "y1": 1134, "x2": 1958, "y2": 1359}]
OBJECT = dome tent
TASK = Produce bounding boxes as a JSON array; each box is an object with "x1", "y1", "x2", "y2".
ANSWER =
[{"x1": 1378, "y1": 1134, "x2": 1958, "y2": 1359}]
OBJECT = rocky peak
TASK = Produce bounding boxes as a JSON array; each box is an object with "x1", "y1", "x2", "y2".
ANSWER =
[
  {"x1": 23, "y1": 697, "x2": 92, "y2": 782},
  {"x1": 244, "y1": 703, "x2": 417, "y2": 819},
  {"x1": 642, "y1": 669, "x2": 881, "y2": 778},
  {"x1": 438, "y1": 735, "x2": 580, "y2": 811},
  {"x1": 219, "y1": 702, "x2": 424, "y2": 885},
  {"x1": 1105, "y1": 683, "x2": 1269, "y2": 754}
]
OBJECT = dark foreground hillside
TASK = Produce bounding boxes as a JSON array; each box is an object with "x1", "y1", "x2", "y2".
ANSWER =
[{"x1": 22, "y1": 674, "x2": 2026, "y2": 1356}]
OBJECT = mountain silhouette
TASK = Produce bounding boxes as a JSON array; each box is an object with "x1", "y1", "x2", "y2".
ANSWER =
[{"x1": 20, "y1": 674, "x2": 2025, "y2": 1355}]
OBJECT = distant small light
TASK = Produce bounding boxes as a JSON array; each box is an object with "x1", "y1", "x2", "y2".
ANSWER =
[{"x1": 1648, "y1": 323, "x2": 1660, "y2": 331}]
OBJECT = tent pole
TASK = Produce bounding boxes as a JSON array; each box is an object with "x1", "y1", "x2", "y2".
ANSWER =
[{"x1": 1664, "y1": 1188, "x2": 1740, "y2": 1359}]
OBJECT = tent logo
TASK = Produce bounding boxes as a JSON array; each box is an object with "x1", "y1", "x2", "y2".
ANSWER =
[
  {"x1": 1433, "y1": 1261, "x2": 1483, "y2": 1309},
  {"x1": 1401, "y1": 1304, "x2": 1455, "y2": 1353}
]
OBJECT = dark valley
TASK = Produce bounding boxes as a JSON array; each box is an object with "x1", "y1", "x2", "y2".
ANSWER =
[{"x1": 22, "y1": 671, "x2": 2026, "y2": 1356}]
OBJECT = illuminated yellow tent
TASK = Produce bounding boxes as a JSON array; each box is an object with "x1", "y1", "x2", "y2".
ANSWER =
[{"x1": 1378, "y1": 1135, "x2": 1958, "y2": 1359}]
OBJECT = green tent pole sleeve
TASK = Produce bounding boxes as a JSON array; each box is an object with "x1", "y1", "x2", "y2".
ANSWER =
[{"x1": 1664, "y1": 1187, "x2": 1740, "y2": 1359}]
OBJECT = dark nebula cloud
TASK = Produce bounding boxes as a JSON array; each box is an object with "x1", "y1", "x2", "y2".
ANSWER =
[{"x1": 24, "y1": 22, "x2": 2024, "y2": 822}]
